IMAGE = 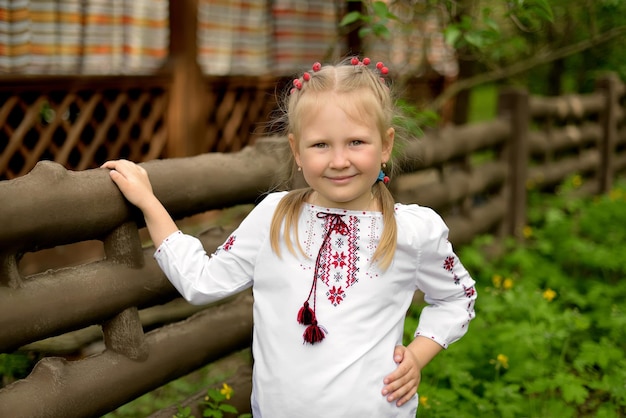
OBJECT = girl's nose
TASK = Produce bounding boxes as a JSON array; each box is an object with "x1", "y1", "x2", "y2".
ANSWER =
[{"x1": 329, "y1": 149, "x2": 350, "y2": 169}]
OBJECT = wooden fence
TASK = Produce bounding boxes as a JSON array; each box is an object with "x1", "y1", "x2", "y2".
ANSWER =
[{"x1": 0, "y1": 74, "x2": 625, "y2": 417}]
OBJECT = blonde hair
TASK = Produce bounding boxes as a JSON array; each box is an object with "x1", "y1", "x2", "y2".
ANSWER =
[{"x1": 269, "y1": 58, "x2": 401, "y2": 270}]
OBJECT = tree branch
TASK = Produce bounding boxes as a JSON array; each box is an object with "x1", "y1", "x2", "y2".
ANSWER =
[{"x1": 428, "y1": 25, "x2": 626, "y2": 112}]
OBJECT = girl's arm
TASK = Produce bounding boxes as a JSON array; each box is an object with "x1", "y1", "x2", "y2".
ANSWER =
[
  {"x1": 406, "y1": 334, "x2": 444, "y2": 370},
  {"x1": 381, "y1": 206, "x2": 477, "y2": 407},
  {"x1": 101, "y1": 160, "x2": 178, "y2": 248}
]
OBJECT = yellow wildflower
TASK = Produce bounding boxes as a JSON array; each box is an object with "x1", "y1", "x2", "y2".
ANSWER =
[
  {"x1": 572, "y1": 175, "x2": 582, "y2": 188},
  {"x1": 522, "y1": 225, "x2": 532, "y2": 239},
  {"x1": 419, "y1": 395, "x2": 429, "y2": 407},
  {"x1": 503, "y1": 278, "x2": 514, "y2": 290},
  {"x1": 496, "y1": 354, "x2": 509, "y2": 369},
  {"x1": 609, "y1": 189, "x2": 623, "y2": 201},
  {"x1": 543, "y1": 288, "x2": 557, "y2": 302},
  {"x1": 220, "y1": 383, "x2": 233, "y2": 400},
  {"x1": 492, "y1": 275, "x2": 502, "y2": 288}
]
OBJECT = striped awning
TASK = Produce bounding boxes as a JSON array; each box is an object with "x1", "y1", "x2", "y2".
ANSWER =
[
  {"x1": 0, "y1": 0, "x2": 456, "y2": 77},
  {"x1": 0, "y1": 0, "x2": 169, "y2": 75},
  {"x1": 197, "y1": 0, "x2": 343, "y2": 76}
]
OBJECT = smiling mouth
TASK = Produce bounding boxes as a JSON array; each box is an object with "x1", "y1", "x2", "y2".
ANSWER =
[{"x1": 327, "y1": 175, "x2": 355, "y2": 182}]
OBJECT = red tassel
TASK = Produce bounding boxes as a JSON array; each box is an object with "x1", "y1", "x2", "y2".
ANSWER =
[
  {"x1": 297, "y1": 301, "x2": 314, "y2": 325},
  {"x1": 303, "y1": 320, "x2": 326, "y2": 344}
]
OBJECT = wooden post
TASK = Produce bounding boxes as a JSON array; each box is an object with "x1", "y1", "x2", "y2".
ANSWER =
[
  {"x1": 166, "y1": 0, "x2": 207, "y2": 157},
  {"x1": 102, "y1": 222, "x2": 148, "y2": 361},
  {"x1": 595, "y1": 73, "x2": 619, "y2": 194},
  {"x1": 497, "y1": 88, "x2": 529, "y2": 240}
]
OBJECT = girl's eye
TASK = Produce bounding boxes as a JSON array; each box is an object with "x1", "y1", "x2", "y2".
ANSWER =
[
  {"x1": 350, "y1": 139, "x2": 364, "y2": 146},
  {"x1": 313, "y1": 143, "x2": 328, "y2": 148}
]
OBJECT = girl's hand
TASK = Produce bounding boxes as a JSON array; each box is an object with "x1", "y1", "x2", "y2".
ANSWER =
[
  {"x1": 381, "y1": 345, "x2": 421, "y2": 407},
  {"x1": 102, "y1": 159, "x2": 178, "y2": 248},
  {"x1": 101, "y1": 159, "x2": 156, "y2": 211}
]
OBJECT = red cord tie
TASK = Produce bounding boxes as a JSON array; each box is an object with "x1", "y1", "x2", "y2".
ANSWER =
[{"x1": 297, "y1": 213, "x2": 348, "y2": 344}]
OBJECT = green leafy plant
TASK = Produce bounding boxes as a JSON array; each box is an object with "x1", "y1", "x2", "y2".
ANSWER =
[
  {"x1": 340, "y1": 0, "x2": 397, "y2": 39},
  {"x1": 0, "y1": 352, "x2": 36, "y2": 387},
  {"x1": 408, "y1": 178, "x2": 626, "y2": 417},
  {"x1": 173, "y1": 383, "x2": 251, "y2": 418},
  {"x1": 174, "y1": 405, "x2": 193, "y2": 418}
]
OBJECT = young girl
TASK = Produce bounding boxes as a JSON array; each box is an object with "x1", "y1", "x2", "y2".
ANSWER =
[{"x1": 102, "y1": 57, "x2": 476, "y2": 417}]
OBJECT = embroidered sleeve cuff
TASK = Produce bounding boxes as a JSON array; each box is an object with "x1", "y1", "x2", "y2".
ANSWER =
[
  {"x1": 413, "y1": 330, "x2": 450, "y2": 349},
  {"x1": 153, "y1": 230, "x2": 183, "y2": 258}
]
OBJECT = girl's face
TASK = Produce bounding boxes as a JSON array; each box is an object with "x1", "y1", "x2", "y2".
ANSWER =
[{"x1": 289, "y1": 92, "x2": 394, "y2": 211}]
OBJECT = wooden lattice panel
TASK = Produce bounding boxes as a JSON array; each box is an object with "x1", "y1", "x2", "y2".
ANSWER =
[
  {"x1": 0, "y1": 77, "x2": 169, "y2": 180},
  {"x1": 203, "y1": 76, "x2": 285, "y2": 153}
]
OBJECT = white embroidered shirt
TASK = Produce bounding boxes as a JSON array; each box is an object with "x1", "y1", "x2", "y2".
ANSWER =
[{"x1": 154, "y1": 191, "x2": 476, "y2": 418}]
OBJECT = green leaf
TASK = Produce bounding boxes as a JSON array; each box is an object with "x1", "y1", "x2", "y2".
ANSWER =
[
  {"x1": 206, "y1": 388, "x2": 225, "y2": 402},
  {"x1": 532, "y1": 0, "x2": 554, "y2": 22},
  {"x1": 464, "y1": 32, "x2": 485, "y2": 48},
  {"x1": 358, "y1": 26, "x2": 372, "y2": 38},
  {"x1": 372, "y1": 1, "x2": 389, "y2": 19},
  {"x1": 561, "y1": 380, "x2": 589, "y2": 405},
  {"x1": 174, "y1": 405, "x2": 193, "y2": 418},
  {"x1": 372, "y1": 23, "x2": 391, "y2": 39},
  {"x1": 202, "y1": 410, "x2": 222, "y2": 418},
  {"x1": 444, "y1": 26, "x2": 462, "y2": 46},
  {"x1": 483, "y1": 16, "x2": 500, "y2": 33},
  {"x1": 339, "y1": 11, "x2": 362, "y2": 27},
  {"x1": 219, "y1": 404, "x2": 238, "y2": 413}
]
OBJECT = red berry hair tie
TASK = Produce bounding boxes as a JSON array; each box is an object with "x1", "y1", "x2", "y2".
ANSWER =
[
  {"x1": 350, "y1": 56, "x2": 390, "y2": 84},
  {"x1": 290, "y1": 62, "x2": 322, "y2": 94}
]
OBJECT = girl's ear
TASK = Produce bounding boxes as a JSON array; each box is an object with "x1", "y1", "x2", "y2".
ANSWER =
[
  {"x1": 382, "y1": 127, "x2": 395, "y2": 163},
  {"x1": 288, "y1": 133, "x2": 302, "y2": 167}
]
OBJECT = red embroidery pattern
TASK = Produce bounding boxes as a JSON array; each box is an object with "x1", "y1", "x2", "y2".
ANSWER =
[
  {"x1": 442, "y1": 252, "x2": 476, "y2": 300},
  {"x1": 317, "y1": 232, "x2": 333, "y2": 287},
  {"x1": 331, "y1": 251, "x2": 347, "y2": 269},
  {"x1": 222, "y1": 235, "x2": 236, "y2": 252},
  {"x1": 327, "y1": 286, "x2": 345, "y2": 306},
  {"x1": 443, "y1": 256, "x2": 455, "y2": 271},
  {"x1": 345, "y1": 216, "x2": 358, "y2": 288},
  {"x1": 312, "y1": 214, "x2": 361, "y2": 306}
]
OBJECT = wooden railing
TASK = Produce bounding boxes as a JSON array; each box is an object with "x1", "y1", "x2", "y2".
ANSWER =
[{"x1": 0, "y1": 75, "x2": 625, "y2": 417}]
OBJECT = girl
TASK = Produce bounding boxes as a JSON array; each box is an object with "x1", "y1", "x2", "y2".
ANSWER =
[{"x1": 102, "y1": 57, "x2": 476, "y2": 417}]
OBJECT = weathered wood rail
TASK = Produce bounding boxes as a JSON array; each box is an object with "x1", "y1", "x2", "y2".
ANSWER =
[{"x1": 1, "y1": 74, "x2": 625, "y2": 417}]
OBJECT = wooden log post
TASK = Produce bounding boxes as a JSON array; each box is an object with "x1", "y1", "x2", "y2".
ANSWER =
[
  {"x1": 497, "y1": 88, "x2": 530, "y2": 239},
  {"x1": 166, "y1": 0, "x2": 207, "y2": 157},
  {"x1": 595, "y1": 73, "x2": 620, "y2": 194},
  {"x1": 102, "y1": 222, "x2": 149, "y2": 361}
]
